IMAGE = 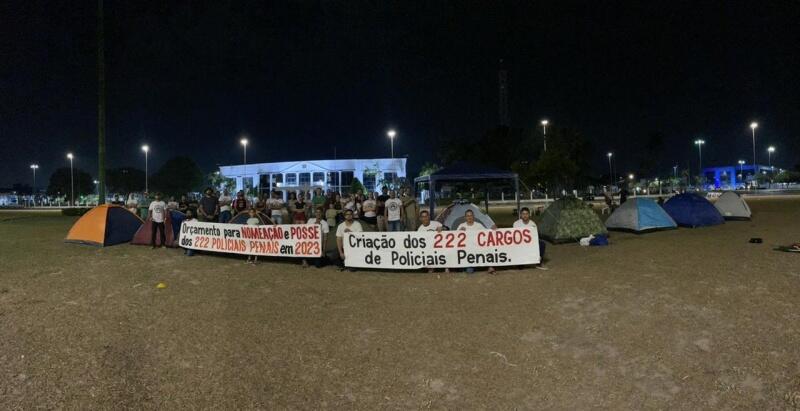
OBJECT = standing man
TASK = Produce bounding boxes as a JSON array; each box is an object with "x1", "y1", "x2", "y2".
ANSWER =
[
  {"x1": 303, "y1": 207, "x2": 330, "y2": 268},
  {"x1": 269, "y1": 191, "x2": 284, "y2": 224},
  {"x1": 384, "y1": 190, "x2": 403, "y2": 232},
  {"x1": 512, "y1": 207, "x2": 547, "y2": 270},
  {"x1": 312, "y1": 187, "x2": 327, "y2": 212},
  {"x1": 336, "y1": 209, "x2": 363, "y2": 271},
  {"x1": 401, "y1": 188, "x2": 419, "y2": 231},
  {"x1": 376, "y1": 186, "x2": 390, "y2": 231},
  {"x1": 457, "y1": 209, "x2": 496, "y2": 274},
  {"x1": 361, "y1": 192, "x2": 377, "y2": 226},
  {"x1": 148, "y1": 193, "x2": 167, "y2": 249},
  {"x1": 197, "y1": 189, "x2": 219, "y2": 222},
  {"x1": 218, "y1": 190, "x2": 233, "y2": 223},
  {"x1": 418, "y1": 210, "x2": 447, "y2": 273}
]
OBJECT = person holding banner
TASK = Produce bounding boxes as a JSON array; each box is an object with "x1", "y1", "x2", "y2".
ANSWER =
[
  {"x1": 336, "y1": 209, "x2": 363, "y2": 270},
  {"x1": 457, "y1": 209, "x2": 497, "y2": 274},
  {"x1": 303, "y1": 207, "x2": 330, "y2": 268},
  {"x1": 513, "y1": 207, "x2": 548, "y2": 270},
  {"x1": 198, "y1": 189, "x2": 219, "y2": 222},
  {"x1": 245, "y1": 208, "x2": 261, "y2": 264},
  {"x1": 417, "y1": 210, "x2": 449, "y2": 273}
]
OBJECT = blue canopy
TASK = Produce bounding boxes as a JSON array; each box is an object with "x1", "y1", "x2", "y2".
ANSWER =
[
  {"x1": 413, "y1": 162, "x2": 520, "y2": 217},
  {"x1": 662, "y1": 193, "x2": 724, "y2": 228}
]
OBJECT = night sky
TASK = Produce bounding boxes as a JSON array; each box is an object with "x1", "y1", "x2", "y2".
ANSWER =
[{"x1": 2, "y1": 1, "x2": 798, "y2": 188}]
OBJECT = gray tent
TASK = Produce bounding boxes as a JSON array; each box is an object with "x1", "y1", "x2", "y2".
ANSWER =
[
  {"x1": 435, "y1": 201, "x2": 495, "y2": 230},
  {"x1": 714, "y1": 191, "x2": 751, "y2": 220},
  {"x1": 605, "y1": 197, "x2": 677, "y2": 233}
]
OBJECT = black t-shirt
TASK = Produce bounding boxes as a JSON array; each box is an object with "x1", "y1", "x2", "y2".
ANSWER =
[
  {"x1": 233, "y1": 198, "x2": 248, "y2": 212},
  {"x1": 376, "y1": 194, "x2": 390, "y2": 215},
  {"x1": 199, "y1": 196, "x2": 217, "y2": 215}
]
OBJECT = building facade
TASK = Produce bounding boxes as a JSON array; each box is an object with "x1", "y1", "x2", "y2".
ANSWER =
[
  {"x1": 219, "y1": 158, "x2": 407, "y2": 198},
  {"x1": 701, "y1": 164, "x2": 775, "y2": 189}
]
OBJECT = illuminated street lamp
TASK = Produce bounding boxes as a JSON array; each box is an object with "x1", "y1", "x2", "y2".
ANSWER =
[
  {"x1": 750, "y1": 122, "x2": 758, "y2": 174},
  {"x1": 66, "y1": 153, "x2": 74, "y2": 206},
  {"x1": 240, "y1": 137, "x2": 249, "y2": 192},
  {"x1": 607, "y1": 152, "x2": 613, "y2": 188},
  {"x1": 141, "y1": 144, "x2": 150, "y2": 193},
  {"x1": 694, "y1": 139, "x2": 705, "y2": 185},
  {"x1": 767, "y1": 146, "x2": 775, "y2": 169},
  {"x1": 30, "y1": 164, "x2": 39, "y2": 206},
  {"x1": 387, "y1": 129, "x2": 397, "y2": 159},
  {"x1": 541, "y1": 120, "x2": 549, "y2": 152}
]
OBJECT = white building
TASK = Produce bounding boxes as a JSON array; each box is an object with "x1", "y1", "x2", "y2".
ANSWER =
[{"x1": 219, "y1": 158, "x2": 407, "y2": 197}]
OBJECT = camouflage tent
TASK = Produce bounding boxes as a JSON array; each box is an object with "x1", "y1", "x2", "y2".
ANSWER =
[{"x1": 539, "y1": 197, "x2": 607, "y2": 243}]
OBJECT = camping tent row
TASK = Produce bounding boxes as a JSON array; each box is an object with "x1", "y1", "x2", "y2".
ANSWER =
[{"x1": 66, "y1": 205, "x2": 275, "y2": 247}]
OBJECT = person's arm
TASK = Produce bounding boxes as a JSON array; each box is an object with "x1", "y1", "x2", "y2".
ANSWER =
[{"x1": 337, "y1": 236, "x2": 344, "y2": 259}]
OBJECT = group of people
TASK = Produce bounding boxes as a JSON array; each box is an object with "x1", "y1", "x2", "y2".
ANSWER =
[{"x1": 123, "y1": 186, "x2": 546, "y2": 273}]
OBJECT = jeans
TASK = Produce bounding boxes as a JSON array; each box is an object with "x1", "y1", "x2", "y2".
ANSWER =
[
  {"x1": 377, "y1": 215, "x2": 387, "y2": 231},
  {"x1": 388, "y1": 220, "x2": 401, "y2": 232},
  {"x1": 151, "y1": 221, "x2": 166, "y2": 247},
  {"x1": 219, "y1": 210, "x2": 232, "y2": 223},
  {"x1": 272, "y1": 214, "x2": 283, "y2": 224}
]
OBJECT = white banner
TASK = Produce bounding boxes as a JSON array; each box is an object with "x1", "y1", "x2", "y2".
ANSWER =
[
  {"x1": 178, "y1": 220, "x2": 322, "y2": 258},
  {"x1": 343, "y1": 227, "x2": 540, "y2": 269}
]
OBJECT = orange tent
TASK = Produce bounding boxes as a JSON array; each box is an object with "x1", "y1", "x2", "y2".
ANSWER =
[{"x1": 65, "y1": 204, "x2": 144, "y2": 246}]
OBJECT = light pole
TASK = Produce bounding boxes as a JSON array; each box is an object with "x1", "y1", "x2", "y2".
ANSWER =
[
  {"x1": 607, "y1": 152, "x2": 613, "y2": 189},
  {"x1": 387, "y1": 129, "x2": 396, "y2": 159},
  {"x1": 541, "y1": 120, "x2": 548, "y2": 152},
  {"x1": 141, "y1": 144, "x2": 149, "y2": 193},
  {"x1": 673, "y1": 165, "x2": 678, "y2": 192},
  {"x1": 93, "y1": 180, "x2": 99, "y2": 204},
  {"x1": 67, "y1": 153, "x2": 74, "y2": 206},
  {"x1": 694, "y1": 139, "x2": 705, "y2": 186},
  {"x1": 767, "y1": 146, "x2": 775, "y2": 169},
  {"x1": 30, "y1": 164, "x2": 39, "y2": 206},
  {"x1": 240, "y1": 138, "x2": 249, "y2": 193},
  {"x1": 750, "y1": 122, "x2": 758, "y2": 176},
  {"x1": 628, "y1": 173, "x2": 634, "y2": 196},
  {"x1": 738, "y1": 160, "x2": 745, "y2": 187}
]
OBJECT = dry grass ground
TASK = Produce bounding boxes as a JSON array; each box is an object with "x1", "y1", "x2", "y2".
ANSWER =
[{"x1": 1, "y1": 198, "x2": 799, "y2": 409}]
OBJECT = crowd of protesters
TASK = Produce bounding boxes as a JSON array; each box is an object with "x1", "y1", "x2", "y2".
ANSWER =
[{"x1": 123, "y1": 185, "x2": 544, "y2": 273}]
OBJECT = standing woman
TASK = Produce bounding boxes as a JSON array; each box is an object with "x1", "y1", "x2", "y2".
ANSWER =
[{"x1": 293, "y1": 192, "x2": 307, "y2": 224}]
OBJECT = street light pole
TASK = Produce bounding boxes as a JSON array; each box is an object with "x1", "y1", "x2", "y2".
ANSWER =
[
  {"x1": 141, "y1": 145, "x2": 149, "y2": 193},
  {"x1": 541, "y1": 120, "x2": 548, "y2": 152},
  {"x1": 694, "y1": 139, "x2": 705, "y2": 186},
  {"x1": 767, "y1": 146, "x2": 775, "y2": 169},
  {"x1": 240, "y1": 138, "x2": 249, "y2": 193},
  {"x1": 67, "y1": 153, "x2": 74, "y2": 206},
  {"x1": 750, "y1": 122, "x2": 758, "y2": 186},
  {"x1": 607, "y1": 152, "x2": 613, "y2": 189},
  {"x1": 387, "y1": 129, "x2": 396, "y2": 159},
  {"x1": 30, "y1": 164, "x2": 39, "y2": 207}
]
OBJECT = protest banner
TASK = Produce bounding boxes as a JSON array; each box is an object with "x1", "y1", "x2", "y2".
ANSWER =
[
  {"x1": 343, "y1": 227, "x2": 540, "y2": 269},
  {"x1": 178, "y1": 220, "x2": 322, "y2": 257}
]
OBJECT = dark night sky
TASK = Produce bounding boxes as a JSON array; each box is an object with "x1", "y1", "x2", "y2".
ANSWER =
[{"x1": 1, "y1": 1, "x2": 798, "y2": 188}]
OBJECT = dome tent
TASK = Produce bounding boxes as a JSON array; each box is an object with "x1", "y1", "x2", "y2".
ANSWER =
[
  {"x1": 605, "y1": 197, "x2": 677, "y2": 233},
  {"x1": 132, "y1": 209, "x2": 180, "y2": 247},
  {"x1": 65, "y1": 204, "x2": 144, "y2": 246},
  {"x1": 435, "y1": 200, "x2": 495, "y2": 230},
  {"x1": 662, "y1": 193, "x2": 724, "y2": 228},
  {"x1": 539, "y1": 197, "x2": 607, "y2": 243},
  {"x1": 714, "y1": 191, "x2": 751, "y2": 220}
]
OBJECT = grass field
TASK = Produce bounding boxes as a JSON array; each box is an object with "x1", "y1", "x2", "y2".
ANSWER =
[{"x1": 1, "y1": 198, "x2": 800, "y2": 408}]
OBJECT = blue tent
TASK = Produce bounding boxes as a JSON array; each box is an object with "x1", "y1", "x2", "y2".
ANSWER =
[
  {"x1": 169, "y1": 210, "x2": 186, "y2": 238},
  {"x1": 662, "y1": 193, "x2": 724, "y2": 228},
  {"x1": 605, "y1": 198, "x2": 677, "y2": 233}
]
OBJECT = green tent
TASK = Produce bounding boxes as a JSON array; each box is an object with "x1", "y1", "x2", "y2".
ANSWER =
[{"x1": 539, "y1": 197, "x2": 608, "y2": 243}]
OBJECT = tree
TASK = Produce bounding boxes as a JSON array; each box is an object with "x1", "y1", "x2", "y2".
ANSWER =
[
  {"x1": 775, "y1": 170, "x2": 800, "y2": 183},
  {"x1": 418, "y1": 162, "x2": 442, "y2": 177},
  {"x1": 151, "y1": 156, "x2": 204, "y2": 197},
  {"x1": 207, "y1": 171, "x2": 236, "y2": 193},
  {"x1": 47, "y1": 167, "x2": 94, "y2": 197},
  {"x1": 350, "y1": 177, "x2": 366, "y2": 195},
  {"x1": 106, "y1": 167, "x2": 145, "y2": 194}
]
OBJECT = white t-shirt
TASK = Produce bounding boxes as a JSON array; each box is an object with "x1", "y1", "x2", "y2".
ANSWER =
[
  {"x1": 456, "y1": 221, "x2": 485, "y2": 231},
  {"x1": 307, "y1": 218, "x2": 330, "y2": 234},
  {"x1": 268, "y1": 198, "x2": 283, "y2": 216},
  {"x1": 417, "y1": 220, "x2": 443, "y2": 231},
  {"x1": 246, "y1": 217, "x2": 260, "y2": 225},
  {"x1": 385, "y1": 198, "x2": 402, "y2": 221},
  {"x1": 219, "y1": 195, "x2": 232, "y2": 212},
  {"x1": 149, "y1": 201, "x2": 167, "y2": 223},
  {"x1": 336, "y1": 220, "x2": 363, "y2": 238},
  {"x1": 362, "y1": 199, "x2": 376, "y2": 217},
  {"x1": 513, "y1": 219, "x2": 537, "y2": 229}
]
